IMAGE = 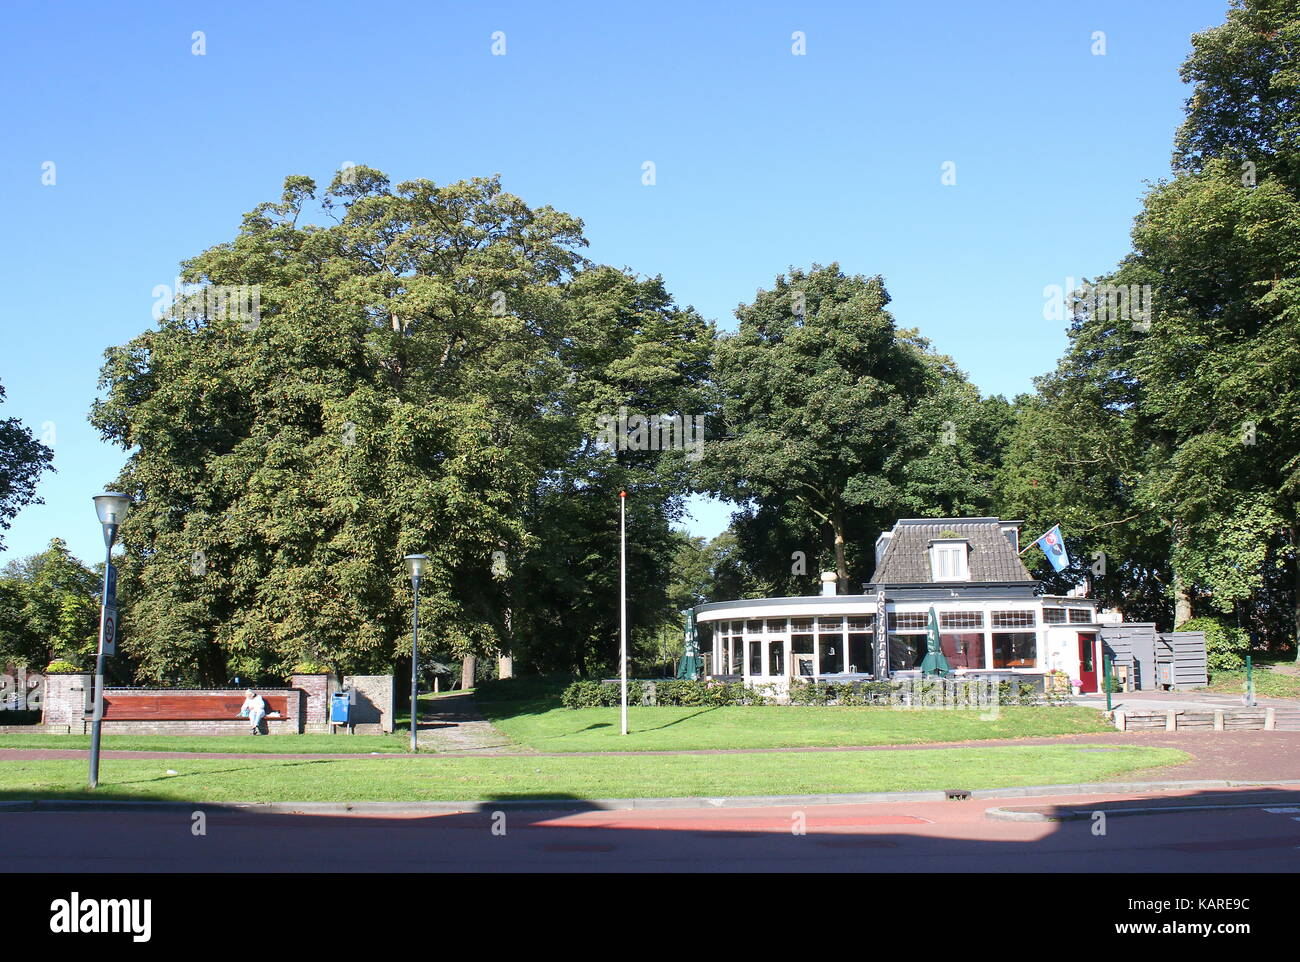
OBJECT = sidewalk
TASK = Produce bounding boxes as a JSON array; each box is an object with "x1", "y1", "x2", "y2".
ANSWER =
[{"x1": 1073, "y1": 689, "x2": 1300, "y2": 714}]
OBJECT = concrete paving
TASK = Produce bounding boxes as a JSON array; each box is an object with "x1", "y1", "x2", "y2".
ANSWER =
[{"x1": 1073, "y1": 690, "x2": 1300, "y2": 713}]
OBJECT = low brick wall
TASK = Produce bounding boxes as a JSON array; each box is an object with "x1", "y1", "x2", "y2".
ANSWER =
[{"x1": 36, "y1": 674, "x2": 397, "y2": 736}]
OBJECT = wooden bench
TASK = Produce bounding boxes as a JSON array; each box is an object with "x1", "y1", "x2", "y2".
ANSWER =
[{"x1": 99, "y1": 693, "x2": 292, "y2": 721}]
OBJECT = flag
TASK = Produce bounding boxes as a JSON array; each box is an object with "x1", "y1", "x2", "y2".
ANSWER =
[{"x1": 1035, "y1": 525, "x2": 1070, "y2": 573}]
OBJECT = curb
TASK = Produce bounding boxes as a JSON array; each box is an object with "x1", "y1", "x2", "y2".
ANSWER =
[
  {"x1": 3, "y1": 778, "x2": 1299, "y2": 817},
  {"x1": 986, "y1": 785, "x2": 1300, "y2": 822}
]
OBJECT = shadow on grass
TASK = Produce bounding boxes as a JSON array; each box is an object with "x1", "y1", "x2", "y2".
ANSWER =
[{"x1": 634, "y1": 707, "x2": 720, "y2": 732}]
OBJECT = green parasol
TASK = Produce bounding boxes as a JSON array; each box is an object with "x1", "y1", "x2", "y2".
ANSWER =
[{"x1": 919, "y1": 606, "x2": 951, "y2": 676}]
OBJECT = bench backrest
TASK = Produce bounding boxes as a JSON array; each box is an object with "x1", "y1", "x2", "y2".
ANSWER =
[{"x1": 100, "y1": 693, "x2": 293, "y2": 721}]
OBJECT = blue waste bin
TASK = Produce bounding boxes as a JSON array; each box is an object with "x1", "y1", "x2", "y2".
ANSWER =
[{"x1": 330, "y1": 690, "x2": 351, "y2": 725}]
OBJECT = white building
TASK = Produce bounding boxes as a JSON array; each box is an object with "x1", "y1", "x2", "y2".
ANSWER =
[{"x1": 695, "y1": 518, "x2": 1112, "y2": 698}]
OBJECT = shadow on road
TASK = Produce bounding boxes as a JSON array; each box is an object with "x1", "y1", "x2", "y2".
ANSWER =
[{"x1": 4, "y1": 787, "x2": 1299, "y2": 872}]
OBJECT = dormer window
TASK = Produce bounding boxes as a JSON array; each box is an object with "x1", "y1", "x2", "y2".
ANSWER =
[{"x1": 929, "y1": 538, "x2": 970, "y2": 581}]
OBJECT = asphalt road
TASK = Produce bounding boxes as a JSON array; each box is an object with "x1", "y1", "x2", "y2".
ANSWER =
[{"x1": 6, "y1": 792, "x2": 1300, "y2": 872}]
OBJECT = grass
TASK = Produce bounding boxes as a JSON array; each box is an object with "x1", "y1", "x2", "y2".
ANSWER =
[
  {"x1": 1203, "y1": 665, "x2": 1300, "y2": 699},
  {"x1": 0, "y1": 733, "x2": 416, "y2": 754},
  {"x1": 474, "y1": 677, "x2": 1115, "y2": 753},
  {"x1": 0, "y1": 744, "x2": 1187, "y2": 803}
]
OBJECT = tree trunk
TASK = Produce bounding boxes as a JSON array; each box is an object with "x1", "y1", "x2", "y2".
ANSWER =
[
  {"x1": 1293, "y1": 525, "x2": 1300, "y2": 663},
  {"x1": 1173, "y1": 570, "x2": 1193, "y2": 627},
  {"x1": 460, "y1": 655, "x2": 476, "y2": 691},
  {"x1": 832, "y1": 511, "x2": 849, "y2": 594},
  {"x1": 498, "y1": 605, "x2": 514, "y2": 679}
]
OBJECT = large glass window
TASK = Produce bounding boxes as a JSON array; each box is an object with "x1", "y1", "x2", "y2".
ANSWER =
[
  {"x1": 940, "y1": 632, "x2": 986, "y2": 669},
  {"x1": 992, "y1": 632, "x2": 1037, "y2": 668},
  {"x1": 749, "y1": 641, "x2": 763, "y2": 676},
  {"x1": 888, "y1": 634, "x2": 926, "y2": 670},
  {"x1": 819, "y1": 634, "x2": 844, "y2": 674},
  {"x1": 768, "y1": 642, "x2": 785, "y2": 676},
  {"x1": 1043, "y1": 607, "x2": 1066, "y2": 624},
  {"x1": 791, "y1": 634, "x2": 814, "y2": 654},
  {"x1": 848, "y1": 634, "x2": 873, "y2": 673}
]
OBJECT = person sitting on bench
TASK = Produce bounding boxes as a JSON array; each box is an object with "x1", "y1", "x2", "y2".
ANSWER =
[{"x1": 240, "y1": 689, "x2": 266, "y2": 735}]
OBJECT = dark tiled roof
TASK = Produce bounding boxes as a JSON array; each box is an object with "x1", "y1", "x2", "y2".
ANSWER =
[{"x1": 869, "y1": 518, "x2": 1034, "y2": 585}]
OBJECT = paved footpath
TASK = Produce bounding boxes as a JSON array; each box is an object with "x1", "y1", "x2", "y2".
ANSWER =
[{"x1": 415, "y1": 692, "x2": 517, "y2": 753}]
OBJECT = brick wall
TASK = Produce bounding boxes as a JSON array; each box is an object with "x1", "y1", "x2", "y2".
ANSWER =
[
  {"x1": 38, "y1": 675, "x2": 394, "y2": 736},
  {"x1": 42, "y1": 672, "x2": 92, "y2": 730},
  {"x1": 343, "y1": 675, "x2": 395, "y2": 733},
  {"x1": 292, "y1": 673, "x2": 332, "y2": 732}
]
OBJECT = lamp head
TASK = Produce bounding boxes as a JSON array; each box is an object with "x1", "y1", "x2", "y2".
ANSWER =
[
  {"x1": 93, "y1": 492, "x2": 131, "y2": 527},
  {"x1": 403, "y1": 554, "x2": 429, "y2": 581}
]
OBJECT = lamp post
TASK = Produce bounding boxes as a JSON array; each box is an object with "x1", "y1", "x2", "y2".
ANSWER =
[
  {"x1": 619, "y1": 490, "x2": 627, "y2": 736},
  {"x1": 403, "y1": 554, "x2": 428, "y2": 753},
  {"x1": 89, "y1": 492, "x2": 130, "y2": 789}
]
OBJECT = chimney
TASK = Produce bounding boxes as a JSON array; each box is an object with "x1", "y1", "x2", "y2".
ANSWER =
[{"x1": 820, "y1": 571, "x2": 838, "y2": 597}]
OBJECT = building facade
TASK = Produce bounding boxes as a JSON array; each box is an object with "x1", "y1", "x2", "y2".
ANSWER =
[{"x1": 695, "y1": 518, "x2": 1112, "y2": 698}]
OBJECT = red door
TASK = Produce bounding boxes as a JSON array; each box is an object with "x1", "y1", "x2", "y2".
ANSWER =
[{"x1": 1077, "y1": 633, "x2": 1098, "y2": 693}]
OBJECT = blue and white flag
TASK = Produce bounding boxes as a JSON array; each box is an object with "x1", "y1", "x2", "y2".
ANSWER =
[{"x1": 1035, "y1": 525, "x2": 1070, "y2": 573}]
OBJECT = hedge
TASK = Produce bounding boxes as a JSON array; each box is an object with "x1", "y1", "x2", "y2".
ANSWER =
[
  {"x1": 560, "y1": 676, "x2": 1064, "y2": 708},
  {"x1": 561, "y1": 679, "x2": 770, "y2": 708}
]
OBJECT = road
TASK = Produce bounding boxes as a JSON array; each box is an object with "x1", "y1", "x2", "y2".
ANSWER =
[{"x1": 6, "y1": 790, "x2": 1299, "y2": 872}]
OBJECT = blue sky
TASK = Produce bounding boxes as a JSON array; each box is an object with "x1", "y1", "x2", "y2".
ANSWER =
[{"x1": 0, "y1": 0, "x2": 1228, "y2": 566}]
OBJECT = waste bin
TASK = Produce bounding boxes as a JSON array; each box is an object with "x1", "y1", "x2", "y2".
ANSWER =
[{"x1": 330, "y1": 690, "x2": 351, "y2": 726}]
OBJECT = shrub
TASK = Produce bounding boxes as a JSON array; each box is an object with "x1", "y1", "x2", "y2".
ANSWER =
[
  {"x1": 44, "y1": 660, "x2": 83, "y2": 674},
  {"x1": 1177, "y1": 616, "x2": 1249, "y2": 673},
  {"x1": 291, "y1": 660, "x2": 331, "y2": 675},
  {"x1": 560, "y1": 678, "x2": 769, "y2": 708}
]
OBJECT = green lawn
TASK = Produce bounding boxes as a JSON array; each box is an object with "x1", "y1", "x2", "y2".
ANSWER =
[
  {"x1": 0, "y1": 744, "x2": 1187, "y2": 803},
  {"x1": 476, "y1": 677, "x2": 1114, "y2": 752},
  {"x1": 1203, "y1": 665, "x2": 1300, "y2": 699},
  {"x1": 0, "y1": 733, "x2": 416, "y2": 754}
]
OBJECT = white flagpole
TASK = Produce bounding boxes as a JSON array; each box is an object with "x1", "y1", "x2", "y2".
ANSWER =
[
  {"x1": 1019, "y1": 525, "x2": 1056, "y2": 555},
  {"x1": 620, "y1": 489, "x2": 628, "y2": 736}
]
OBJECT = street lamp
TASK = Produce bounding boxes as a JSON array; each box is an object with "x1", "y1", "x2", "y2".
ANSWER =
[
  {"x1": 403, "y1": 554, "x2": 428, "y2": 753},
  {"x1": 89, "y1": 492, "x2": 131, "y2": 789}
]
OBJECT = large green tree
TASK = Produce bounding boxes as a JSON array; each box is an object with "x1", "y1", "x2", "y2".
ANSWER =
[
  {"x1": 699, "y1": 264, "x2": 1005, "y2": 593},
  {"x1": 93, "y1": 170, "x2": 589, "y2": 684},
  {"x1": 507, "y1": 267, "x2": 716, "y2": 675},
  {"x1": 0, "y1": 381, "x2": 54, "y2": 553},
  {"x1": 0, "y1": 539, "x2": 100, "y2": 669}
]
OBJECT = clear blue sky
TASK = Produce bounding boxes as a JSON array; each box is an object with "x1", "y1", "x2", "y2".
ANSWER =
[{"x1": 0, "y1": 0, "x2": 1228, "y2": 567}]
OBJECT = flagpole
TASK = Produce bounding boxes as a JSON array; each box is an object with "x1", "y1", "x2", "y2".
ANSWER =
[
  {"x1": 1019, "y1": 525, "x2": 1056, "y2": 555},
  {"x1": 620, "y1": 489, "x2": 628, "y2": 736}
]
